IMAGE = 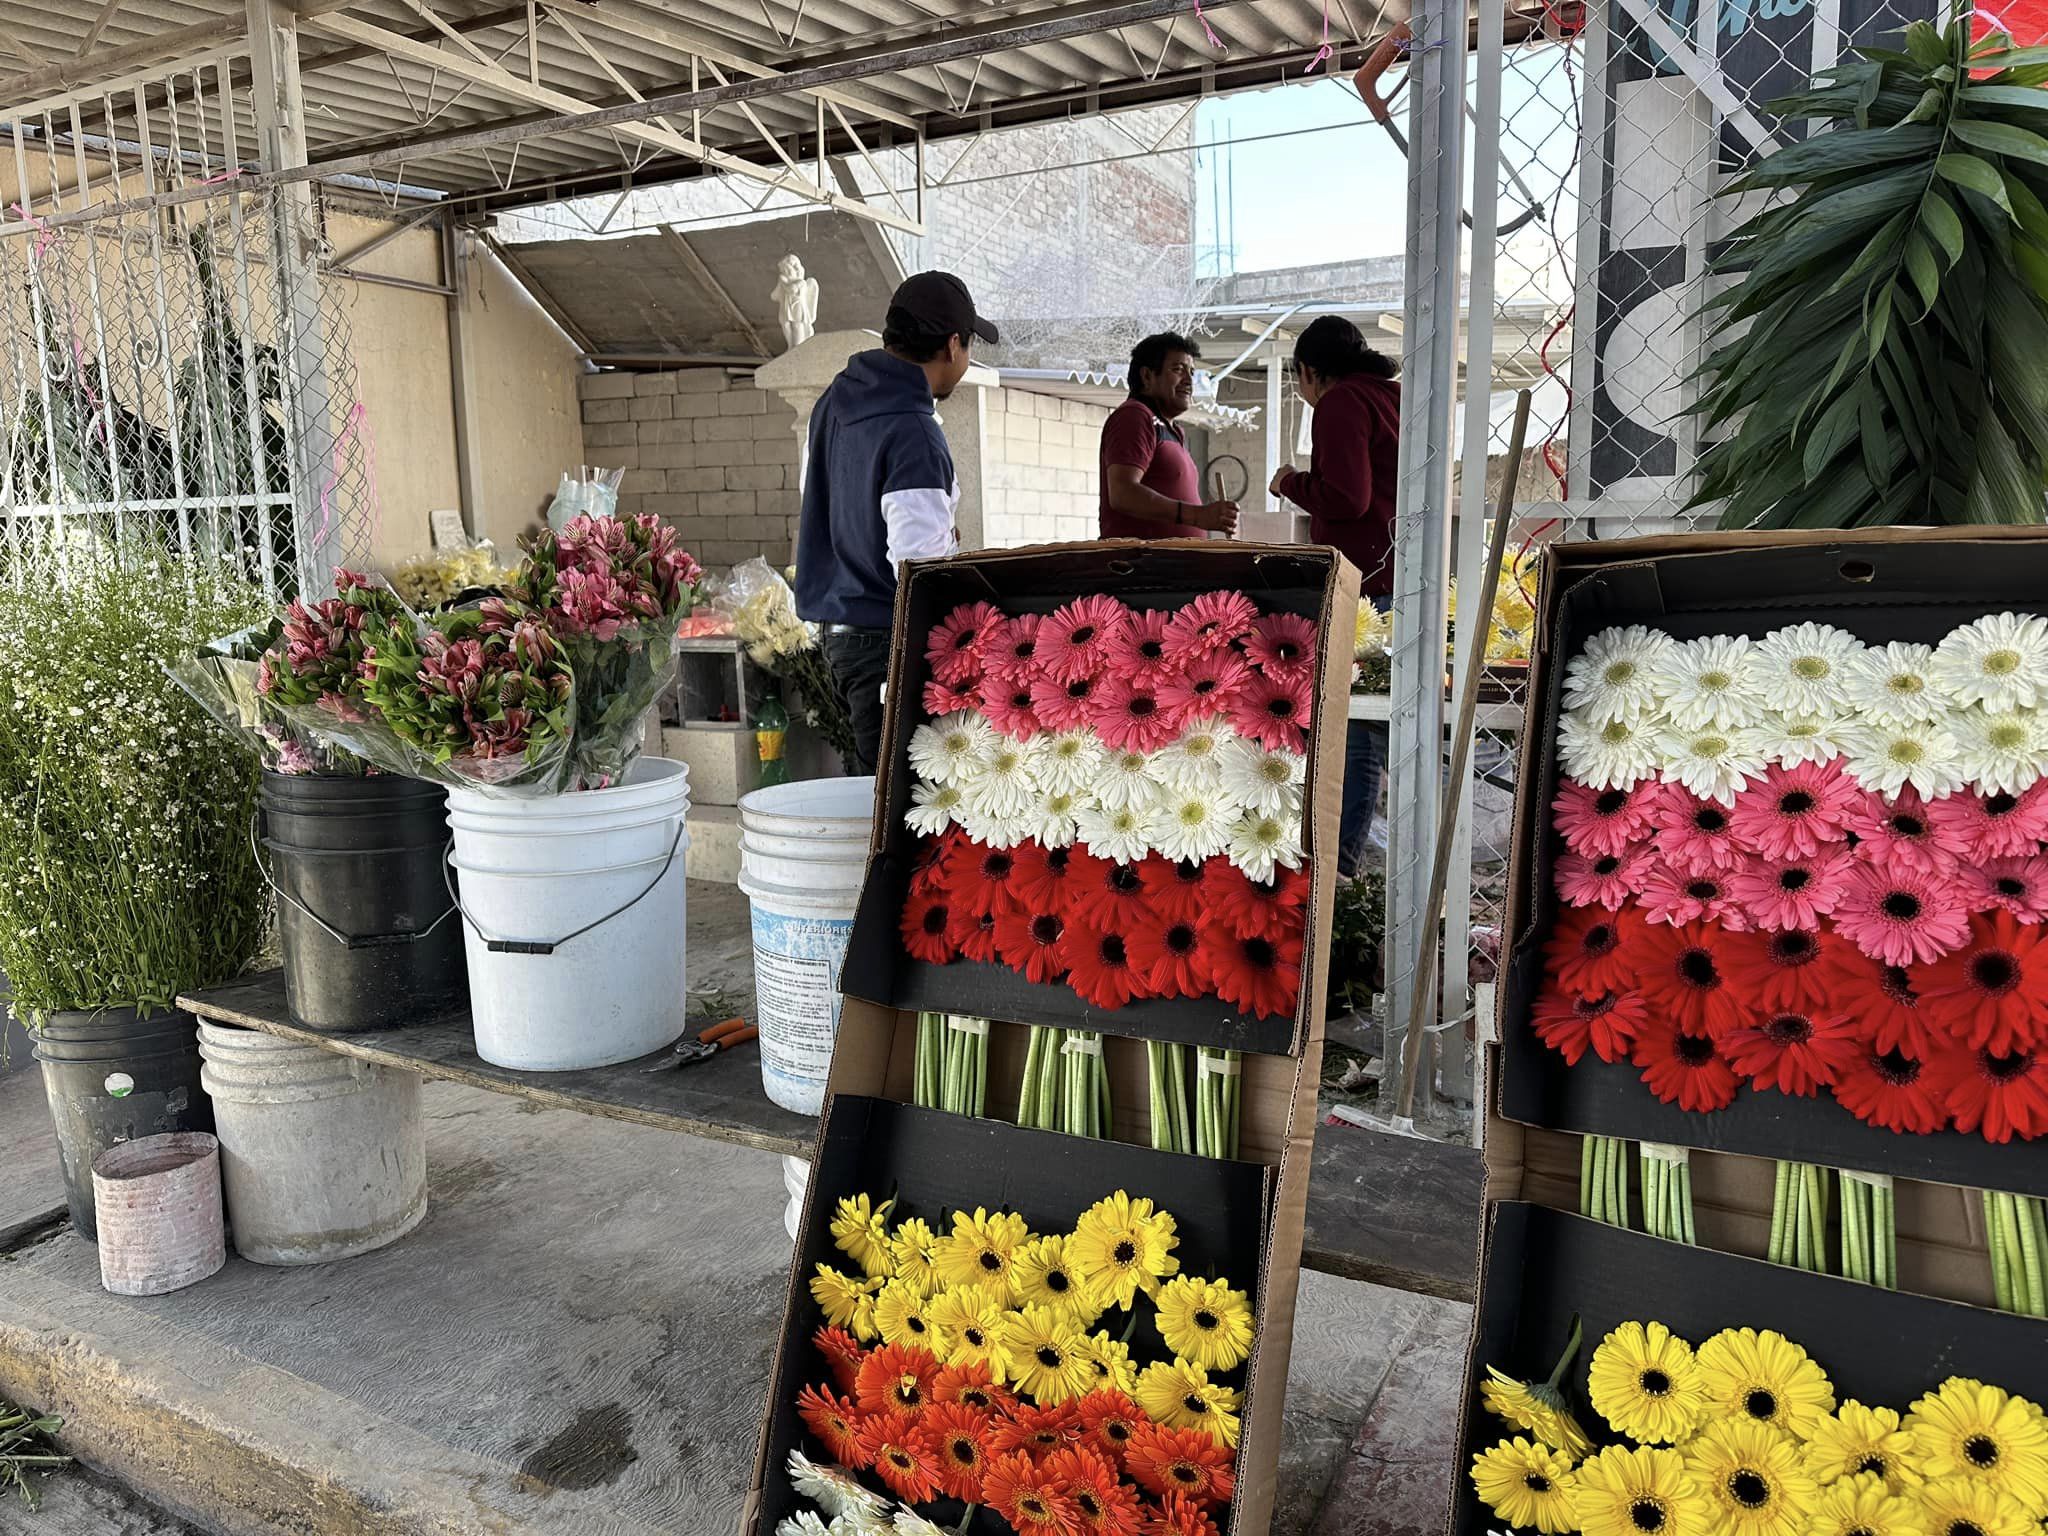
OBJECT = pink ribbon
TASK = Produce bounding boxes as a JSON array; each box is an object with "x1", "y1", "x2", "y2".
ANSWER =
[
  {"x1": 1192, "y1": 0, "x2": 1224, "y2": 50},
  {"x1": 1303, "y1": 0, "x2": 1333, "y2": 72}
]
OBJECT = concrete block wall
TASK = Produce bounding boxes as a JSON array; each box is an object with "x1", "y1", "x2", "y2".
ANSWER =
[
  {"x1": 982, "y1": 387, "x2": 1110, "y2": 548},
  {"x1": 578, "y1": 368, "x2": 801, "y2": 569}
]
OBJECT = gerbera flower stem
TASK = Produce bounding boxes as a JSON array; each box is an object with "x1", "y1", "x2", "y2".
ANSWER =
[{"x1": 1637, "y1": 1144, "x2": 1693, "y2": 1244}]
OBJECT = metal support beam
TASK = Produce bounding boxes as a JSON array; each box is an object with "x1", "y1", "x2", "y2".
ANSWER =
[
  {"x1": 659, "y1": 222, "x2": 770, "y2": 358},
  {"x1": 75, "y1": 0, "x2": 127, "y2": 62},
  {"x1": 479, "y1": 228, "x2": 598, "y2": 357},
  {"x1": 830, "y1": 158, "x2": 909, "y2": 286},
  {"x1": 444, "y1": 213, "x2": 482, "y2": 536},
  {"x1": 326, "y1": 200, "x2": 442, "y2": 272}
]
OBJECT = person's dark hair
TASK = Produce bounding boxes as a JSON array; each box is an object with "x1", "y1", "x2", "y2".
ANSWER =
[
  {"x1": 1128, "y1": 331, "x2": 1201, "y2": 394},
  {"x1": 1293, "y1": 315, "x2": 1397, "y2": 382},
  {"x1": 883, "y1": 305, "x2": 956, "y2": 363}
]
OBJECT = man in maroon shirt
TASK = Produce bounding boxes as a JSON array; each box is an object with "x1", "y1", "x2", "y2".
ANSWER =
[{"x1": 1099, "y1": 333, "x2": 1239, "y2": 539}]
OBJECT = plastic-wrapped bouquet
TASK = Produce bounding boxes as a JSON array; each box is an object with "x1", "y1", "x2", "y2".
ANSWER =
[
  {"x1": 167, "y1": 621, "x2": 370, "y2": 776},
  {"x1": 387, "y1": 542, "x2": 514, "y2": 609},
  {"x1": 721, "y1": 557, "x2": 858, "y2": 767}
]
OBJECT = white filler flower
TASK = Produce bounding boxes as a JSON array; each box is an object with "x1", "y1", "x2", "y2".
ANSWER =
[
  {"x1": 1843, "y1": 640, "x2": 1944, "y2": 728},
  {"x1": 1558, "y1": 710, "x2": 1660, "y2": 790},
  {"x1": 1840, "y1": 717, "x2": 1965, "y2": 800},
  {"x1": 907, "y1": 710, "x2": 995, "y2": 786},
  {"x1": 1655, "y1": 724, "x2": 1769, "y2": 806},
  {"x1": 1562, "y1": 624, "x2": 1675, "y2": 724},
  {"x1": 1934, "y1": 612, "x2": 2048, "y2": 713},
  {"x1": 1649, "y1": 634, "x2": 1761, "y2": 731},
  {"x1": 1751, "y1": 622, "x2": 1863, "y2": 717}
]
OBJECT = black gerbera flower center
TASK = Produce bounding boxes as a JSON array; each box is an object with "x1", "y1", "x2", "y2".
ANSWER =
[
  {"x1": 907, "y1": 1315, "x2": 927, "y2": 1334},
  {"x1": 1694, "y1": 807, "x2": 1727, "y2": 833},
  {"x1": 1579, "y1": 993, "x2": 1619, "y2": 1020},
  {"x1": 1032, "y1": 913, "x2": 1064, "y2": 945},
  {"x1": 964, "y1": 1327, "x2": 986, "y2": 1348},
  {"x1": 1883, "y1": 892, "x2": 1922, "y2": 920},
  {"x1": 894, "y1": 1382, "x2": 921, "y2": 1408},
  {"x1": 1070, "y1": 624, "x2": 1097, "y2": 645},
  {"x1": 1046, "y1": 1270, "x2": 1070, "y2": 1293},
  {"x1": 1194, "y1": 1309, "x2": 1219, "y2": 1331},
  {"x1": 1037, "y1": 1346, "x2": 1063, "y2": 1368},
  {"x1": 1729, "y1": 1470, "x2": 1770, "y2": 1508},
  {"x1": 1140, "y1": 638, "x2": 1164, "y2": 660},
  {"x1": 1010, "y1": 689, "x2": 1033, "y2": 711},
  {"x1": 962, "y1": 1388, "x2": 993, "y2": 1408},
  {"x1": 1678, "y1": 950, "x2": 1719, "y2": 989},
  {"x1": 1677, "y1": 1034, "x2": 1718, "y2": 1066},
  {"x1": 1174, "y1": 858, "x2": 1203, "y2": 885},
  {"x1": 1986, "y1": 1049, "x2": 2034, "y2": 1083},
  {"x1": 1525, "y1": 1472, "x2": 1553, "y2": 1493},
  {"x1": 1013, "y1": 639, "x2": 1036, "y2": 663},
  {"x1": 1594, "y1": 856, "x2": 1622, "y2": 876},
  {"x1": 1596, "y1": 788, "x2": 1630, "y2": 815},
  {"x1": 951, "y1": 1438, "x2": 976, "y2": 1465},
  {"x1": 1772, "y1": 932, "x2": 1816, "y2": 965},
  {"x1": 1585, "y1": 923, "x2": 1617, "y2": 956},
  {"x1": 1129, "y1": 694, "x2": 1158, "y2": 718},
  {"x1": 1892, "y1": 813, "x2": 1926, "y2": 837},
  {"x1": 1047, "y1": 847, "x2": 1071, "y2": 875},
  {"x1": 1966, "y1": 1434, "x2": 2002, "y2": 1467},
  {"x1": 1949, "y1": 1522, "x2": 1988, "y2": 1536},
  {"x1": 1973, "y1": 952, "x2": 2020, "y2": 994},
  {"x1": 1998, "y1": 877, "x2": 2028, "y2": 897},
  {"x1": 922, "y1": 905, "x2": 949, "y2": 936},
  {"x1": 1243, "y1": 936, "x2": 1277, "y2": 969},
  {"x1": 1077, "y1": 1491, "x2": 1104, "y2": 1517},
  {"x1": 1100, "y1": 935, "x2": 1128, "y2": 967},
  {"x1": 887, "y1": 1447, "x2": 913, "y2": 1470},
  {"x1": 1779, "y1": 867, "x2": 1812, "y2": 892},
  {"x1": 983, "y1": 852, "x2": 1014, "y2": 880},
  {"x1": 1066, "y1": 677, "x2": 1093, "y2": 701},
  {"x1": 1110, "y1": 865, "x2": 1144, "y2": 895},
  {"x1": 1630, "y1": 1498, "x2": 1668, "y2": 1532},
  {"x1": 1171, "y1": 1463, "x2": 1200, "y2": 1485},
  {"x1": 1744, "y1": 1388, "x2": 1778, "y2": 1421},
  {"x1": 1765, "y1": 1013, "x2": 1813, "y2": 1045},
  {"x1": 1988, "y1": 792, "x2": 2019, "y2": 817},
  {"x1": 1687, "y1": 880, "x2": 1720, "y2": 901},
  {"x1": 1779, "y1": 791, "x2": 1815, "y2": 815},
  {"x1": 1875, "y1": 1049, "x2": 1922, "y2": 1087},
  {"x1": 1856, "y1": 1454, "x2": 1888, "y2": 1478},
  {"x1": 955, "y1": 627, "x2": 978, "y2": 650},
  {"x1": 1106, "y1": 1420, "x2": 1131, "y2": 1443},
  {"x1": 1640, "y1": 1369, "x2": 1672, "y2": 1396},
  {"x1": 1167, "y1": 923, "x2": 1199, "y2": 956},
  {"x1": 1114, "y1": 1240, "x2": 1137, "y2": 1265},
  {"x1": 979, "y1": 1251, "x2": 1003, "y2": 1272},
  {"x1": 1183, "y1": 1395, "x2": 1208, "y2": 1415},
  {"x1": 1193, "y1": 676, "x2": 1217, "y2": 696},
  {"x1": 1266, "y1": 693, "x2": 1298, "y2": 720},
  {"x1": 1021, "y1": 1496, "x2": 1047, "y2": 1517}
]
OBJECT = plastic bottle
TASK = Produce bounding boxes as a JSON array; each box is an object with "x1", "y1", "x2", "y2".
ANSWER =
[{"x1": 755, "y1": 687, "x2": 790, "y2": 786}]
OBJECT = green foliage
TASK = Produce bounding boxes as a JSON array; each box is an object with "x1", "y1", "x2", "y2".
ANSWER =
[
  {"x1": 1694, "y1": 8, "x2": 2048, "y2": 527},
  {"x1": 1327, "y1": 866, "x2": 1387, "y2": 1016}
]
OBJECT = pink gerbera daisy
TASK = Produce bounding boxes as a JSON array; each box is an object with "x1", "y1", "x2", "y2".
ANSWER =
[
  {"x1": 1158, "y1": 650, "x2": 1252, "y2": 726},
  {"x1": 923, "y1": 678, "x2": 980, "y2": 716},
  {"x1": 1227, "y1": 671, "x2": 1312, "y2": 753},
  {"x1": 1830, "y1": 860, "x2": 1975, "y2": 967},
  {"x1": 981, "y1": 613, "x2": 1043, "y2": 681},
  {"x1": 1728, "y1": 760, "x2": 1859, "y2": 862},
  {"x1": 980, "y1": 677, "x2": 1043, "y2": 740},
  {"x1": 1649, "y1": 784, "x2": 1746, "y2": 875},
  {"x1": 1726, "y1": 848, "x2": 1853, "y2": 931},
  {"x1": 1555, "y1": 847, "x2": 1651, "y2": 911},
  {"x1": 1553, "y1": 777, "x2": 1660, "y2": 860},
  {"x1": 1929, "y1": 783, "x2": 2048, "y2": 862},
  {"x1": 1844, "y1": 783, "x2": 1956, "y2": 877},
  {"x1": 928, "y1": 600, "x2": 1000, "y2": 687},
  {"x1": 1029, "y1": 672, "x2": 1102, "y2": 733},
  {"x1": 1636, "y1": 861, "x2": 1745, "y2": 929},
  {"x1": 1967, "y1": 855, "x2": 2048, "y2": 924},
  {"x1": 1163, "y1": 590, "x2": 1259, "y2": 663},
  {"x1": 1243, "y1": 612, "x2": 1318, "y2": 683},
  {"x1": 1038, "y1": 594, "x2": 1130, "y2": 684},
  {"x1": 1103, "y1": 607, "x2": 1177, "y2": 690},
  {"x1": 1092, "y1": 675, "x2": 1179, "y2": 753}
]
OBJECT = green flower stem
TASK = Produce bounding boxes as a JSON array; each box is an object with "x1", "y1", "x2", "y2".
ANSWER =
[
  {"x1": 1768, "y1": 1162, "x2": 1793, "y2": 1267},
  {"x1": 1875, "y1": 1184, "x2": 1894, "y2": 1290},
  {"x1": 1017, "y1": 1026, "x2": 1046, "y2": 1127},
  {"x1": 1678, "y1": 1161, "x2": 1697, "y2": 1246},
  {"x1": 1581, "y1": 1135, "x2": 1596, "y2": 1219},
  {"x1": 1987, "y1": 1191, "x2": 2016, "y2": 1313}
]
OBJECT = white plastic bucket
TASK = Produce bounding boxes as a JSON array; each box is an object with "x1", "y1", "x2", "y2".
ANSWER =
[
  {"x1": 737, "y1": 777, "x2": 874, "y2": 1115},
  {"x1": 782, "y1": 1155, "x2": 808, "y2": 1242},
  {"x1": 447, "y1": 758, "x2": 692, "y2": 1072}
]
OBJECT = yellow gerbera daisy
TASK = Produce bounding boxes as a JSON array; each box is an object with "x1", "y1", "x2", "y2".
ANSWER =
[
  {"x1": 1070, "y1": 1329, "x2": 1137, "y2": 1396},
  {"x1": 1154, "y1": 1275, "x2": 1256, "y2": 1374},
  {"x1": 1905, "y1": 1378, "x2": 2048, "y2": 1515},
  {"x1": 925, "y1": 1285, "x2": 1013, "y2": 1377},
  {"x1": 887, "y1": 1217, "x2": 942, "y2": 1297},
  {"x1": 933, "y1": 1207, "x2": 1031, "y2": 1300},
  {"x1": 1590, "y1": 1321, "x2": 1709, "y2": 1446},
  {"x1": 1916, "y1": 1474, "x2": 2037, "y2": 1536},
  {"x1": 1009, "y1": 1236, "x2": 1103, "y2": 1327},
  {"x1": 1135, "y1": 1357, "x2": 1242, "y2": 1448},
  {"x1": 1696, "y1": 1327, "x2": 1836, "y2": 1441},
  {"x1": 1483, "y1": 1366, "x2": 1594, "y2": 1460},
  {"x1": 809, "y1": 1264, "x2": 881, "y2": 1341},
  {"x1": 1809, "y1": 1402, "x2": 1925, "y2": 1495},
  {"x1": 828, "y1": 1193, "x2": 893, "y2": 1279},
  {"x1": 873, "y1": 1278, "x2": 947, "y2": 1354},
  {"x1": 1067, "y1": 1191, "x2": 1180, "y2": 1309},
  {"x1": 1471, "y1": 1437, "x2": 1580, "y2": 1534},
  {"x1": 997, "y1": 1303, "x2": 1095, "y2": 1406},
  {"x1": 1684, "y1": 1417, "x2": 1819, "y2": 1536},
  {"x1": 1574, "y1": 1444, "x2": 1715, "y2": 1536},
  {"x1": 1810, "y1": 1474, "x2": 1929, "y2": 1536}
]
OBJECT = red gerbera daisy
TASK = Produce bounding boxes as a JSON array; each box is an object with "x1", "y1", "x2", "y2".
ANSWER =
[
  {"x1": 1226, "y1": 670, "x2": 1312, "y2": 753},
  {"x1": 1925, "y1": 1041, "x2": 2048, "y2": 1143},
  {"x1": 855, "y1": 1342, "x2": 942, "y2": 1418},
  {"x1": 1530, "y1": 985, "x2": 1650, "y2": 1066},
  {"x1": 1633, "y1": 1019, "x2": 1742, "y2": 1113},
  {"x1": 1830, "y1": 953, "x2": 1940, "y2": 1057},
  {"x1": 1919, "y1": 909, "x2": 2048, "y2": 1054},
  {"x1": 1717, "y1": 926, "x2": 1847, "y2": 1014},
  {"x1": 984, "y1": 1448, "x2": 1082, "y2": 1532},
  {"x1": 982, "y1": 612, "x2": 1043, "y2": 681},
  {"x1": 928, "y1": 600, "x2": 1000, "y2": 687},
  {"x1": 1163, "y1": 590, "x2": 1258, "y2": 662},
  {"x1": 1649, "y1": 784, "x2": 1745, "y2": 875},
  {"x1": 923, "y1": 677, "x2": 981, "y2": 716},
  {"x1": 1552, "y1": 777, "x2": 1660, "y2": 860},
  {"x1": 911, "y1": 828, "x2": 965, "y2": 895},
  {"x1": 797, "y1": 1384, "x2": 867, "y2": 1469},
  {"x1": 812, "y1": 1325, "x2": 867, "y2": 1395},
  {"x1": 1062, "y1": 921, "x2": 1153, "y2": 1010},
  {"x1": 1125, "y1": 1422, "x2": 1236, "y2": 1505},
  {"x1": 1157, "y1": 650, "x2": 1253, "y2": 726},
  {"x1": 946, "y1": 837, "x2": 1029, "y2": 918},
  {"x1": 1544, "y1": 905, "x2": 1644, "y2": 995},
  {"x1": 1243, "y1": 610, "x2": 1318, "y2": 684},
  {"x1": 1845, "y1": 783, "x2": 1956, "y2": 877},
  {"x1": 1144, "y1": 855, "x2": 1212, "y2": 926},
  {"x1": 1011, "y1": 843, "x2": 1087, "y2": 910},
  {"x1": 1031, "y1": 670, "x2": 1103, "y2": 732},
  {"x1": 1093, "y1": 674, "x2": 1181, "y2": 753},
  {"x1": 1728, "y1": 759, "x2": 1860, "y2": 862},
  {"x1": 1726, "y1": 848, "x2": 1853, "y2": 932},
  {"x1": 990, "y1": 1401, "x2": 1081, "y2": 1457},
  {"x1": 902, "y1": 890, "x2": 957, "y2": 965},
  {"x1": 1554, "y1": 846, "x2": 1652, "y2": 911},
  {"x1": 996, "y1": 905, "x2": 1070, "y2": 985},
  {"x1": 1127, "y1": 913, "x2": 1214, "y2": 999},
  {"x1": 1206, "y1": 921, "x2": 1304, "y2": 1019},
  {"x1": 1830, "y1": 860, "x2": 1974, "y2": 968},
  {"x1": 1039, "y1": 594, "x2": 1131, "y2": 683},
  {"x1": 1076, "y1": 1391, "x2": 1145, "y2": 1467},
  {"x1": 1834, "y1": 1041, "x2": 1949, "y2": 1134},
  {"x1": 915, "y1": 1401, "x2": 995, "y2": 1502},
  {"x1": 1042, "y1": 1444, "x2": 1145, "y2": 1536},
  {"x1": 948, "y1": 903, "x2": 1003, "y2": 965},
  {"x1": 1068, "y1": 855, "x2": 1158, "y2": 931},
  {"x1": 933, "y1": 1360, "x2": 1017, "y2": 1417},
  {"x1": 982, "y1": 677, "x2": 1045, "y2": 739},
  {"x1": 1632, "y1": 920, "x2": 1743, "y2": 1039},
  {"x1": 1966, "y1": 855, "x2": 2048, "y2": 924},
  {"x1": 1145, "y1": 1494, "x2": 1224, "y2": 1536},
  {"x1": 1929, "y1": 783, "x2": 2048, "y2": 862},
  {"x1": 1207, "y1": 861, "x2": 1311, "y2": 942},
  {"x1": 1636, "y1": 862, "x2": 1746, "y2": 930},
  {"x1": 1104, "y1": 606, "x2": 1178, "y2": 690},
  {"x1": 858, "y1": 1409, "x2": 941, "y2": 1501},
  {"x1": 1721, "y1": 1008, "x2": 1864, "y2": 1096}
]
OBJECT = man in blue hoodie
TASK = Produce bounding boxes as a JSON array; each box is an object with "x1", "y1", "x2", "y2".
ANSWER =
[{"x1": 796, "y1": 270, "x2": 999, "y2": 773}]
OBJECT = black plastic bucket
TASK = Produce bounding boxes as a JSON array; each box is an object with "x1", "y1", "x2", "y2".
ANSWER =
[
  {"x1": 35, "y1": 1006, "x2": 213, "y2": 1241},
  {"x1": 259, "y1": 772, "x2": 467, "y2": 1033}
]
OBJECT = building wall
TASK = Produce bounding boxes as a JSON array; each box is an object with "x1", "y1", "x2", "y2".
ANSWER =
[{"x1": 982, "y1": 388, "x2": 1109, "y2": 548}]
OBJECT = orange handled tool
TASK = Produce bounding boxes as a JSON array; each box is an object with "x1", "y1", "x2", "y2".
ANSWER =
[{"x1": 643, "y1": 1016, "x2": 759, "y2": 1072}]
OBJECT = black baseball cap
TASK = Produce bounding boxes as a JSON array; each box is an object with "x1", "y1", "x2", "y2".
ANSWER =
[{"x1": 889, "y1": 270, "x2": 999, "y2": 346}]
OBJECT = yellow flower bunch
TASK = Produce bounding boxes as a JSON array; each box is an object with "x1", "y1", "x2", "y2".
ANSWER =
[
  {"x1": 1474, "y1": 1318, "x2": 2048, "y2": 1536},
  {"x1": 805, "y1": 1189, "x2": 1256, "y2": 1446},
  {"x1": 386, "y1": 544, "x2": 513, "y2": 608}
]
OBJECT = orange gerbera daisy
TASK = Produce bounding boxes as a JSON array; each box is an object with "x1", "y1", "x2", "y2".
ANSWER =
[
  {"x1": 855, "y1": 1341, "x2": 941, "y2": 1419},
  {"x1": 1144, "y1": 1492, "x2": 1222, "y2": 1536},
  {"x1": 991, "y1": 1400, "x2": 1081, "y2": 1458},
  {"x1": 812, "y1": 1326, "x2": 867, "y2": 1395},
  {"x1": 856, "y1": 1410, "x2": 940, "y2": 1503},
  {"x1": 1042, "y1": 1444, "x2": 1144, "y2": 1536},
  {"x1": 916, "y1": 1401, "x2": 994, "y2": 1503},
  {"x1": 983, "y1": 1448, "x2": 1081, "y2": 1533},
  {"x1": 795, "y1": 1384, "x2": 866, "y2": 1469},
  {"x1": 1125, "y1": 1422, "x2": 1235, "y2": 1506},
  {"x1": 1076, "y1": 1390, "x2": 1145, "y2": 1467},
  {"x1": 933, "y1": 1359, "x2": 1018, "y2": 1417}
]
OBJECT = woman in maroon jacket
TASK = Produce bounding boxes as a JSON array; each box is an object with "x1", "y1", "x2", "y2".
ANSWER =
[{"x1": 1271, "y1": 315, "x2": 1402, "y2": 881}]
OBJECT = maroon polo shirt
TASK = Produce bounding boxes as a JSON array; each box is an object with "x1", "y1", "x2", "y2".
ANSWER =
[{"x1": 1098, "y1": 397, "x2": 1205, "y2": 540}]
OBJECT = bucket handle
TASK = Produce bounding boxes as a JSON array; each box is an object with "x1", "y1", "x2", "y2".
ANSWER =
[
  {"x1": 440, "y1": 819, "x2": 686, "y2": 956},
  {"x1": 249, "y1": 811, "x2": 461, "y2": 951}
]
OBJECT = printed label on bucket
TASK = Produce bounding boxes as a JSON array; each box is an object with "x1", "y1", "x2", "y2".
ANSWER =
[{"x1": 749, "y1": 905, "x2": 855, "y2": 1115}]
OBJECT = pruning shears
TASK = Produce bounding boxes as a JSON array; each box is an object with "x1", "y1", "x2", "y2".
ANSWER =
[{"x1": 644, "y1": 1016, "x2": 758, "y2": 1072}]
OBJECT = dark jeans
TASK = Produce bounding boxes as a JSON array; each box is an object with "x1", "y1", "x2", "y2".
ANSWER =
[
  {"x1": 820, "y1": 627, "x2": 893, "y2": 776},
  {"x1": 1338, "y1": 718, "x2": 1388, "y2": 880}
]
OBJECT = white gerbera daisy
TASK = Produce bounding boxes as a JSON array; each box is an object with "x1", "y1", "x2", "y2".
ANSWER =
[
  {"x1": 1840, "y1": 717, "x2": 1965, "y2": 799},
  {"x1": 1147, "y1": 788, "x2": 1233, "y2": 864},
  {"x1": 891, "y1": 1509, "x2": 950, "y2": 1536},
  {"x1": 1217, "y1": 736, "x2": 1307, "y2": 816},
  {"x1": 1952, "y1": 705, "x2": 2048, "y2": 796},
  {"x1": 1094, "y1": 746, "x2": 1163, "y2": 811},
  {"x1": 1028, "y1": 729, "x2": 1103, "y2": 797},
  {"x1": 833, "y1": 1510, "x2": 889, "y2": 1536},
  {"x1": 1750, "y1": 622, "x2": 1863, "y2": 716},
  {"x1": 906, "y1": 710, "x2": 994, "y2": 786},
  {"x1": 959, "y1": 735, "x2": 1036, "y2": 818},
  {"x1": 1654, "y1": 724, "x2": 1768, "y2": 805},
  {"x1": 1649, "y1": 634, "x2": 1761, "y2": 731},
  {"x1": 1843, "y1": 640, "x2": 1944, "y2": 727},
  {"x1": 1933, "y1": 611, "x2": 2048, "y2": 712},
  {"x1": 1562, "y1": 624, "x2": 1675, "y2": 724},
  {"x1": 1757, "y1": 712, "x2": 1853, "y2": 769},
  {"x1": 1227, "y1": 807, "x2": 1304, "y2": 882},
  {"x1": 1029, "y1": 788, "x2": 1083, "y2": 848},
  {"x1": 788, "y1": 1453, "x2": 888, "y2": 1523},
  {"x1": 1558, "y1": 710, "x2": 1660, "y2": 790},
  {"x1": 1154, "y1": 716, "x2": 1236, "y2": 794},
  {"x1": 955, "y1": 801, "x2": 1028, "y2": 850},
  {"x1": 1075, "y1": 801, "x2": 1153, "y2": 864},
  {"x1": 776, "y1": 1513, "x2": 831, "y2": 1536},
  {"x1": 904, "y1": 779, "x2": 963, "y2": 836}
]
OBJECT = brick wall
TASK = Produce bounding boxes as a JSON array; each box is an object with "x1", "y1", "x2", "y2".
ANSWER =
[
  {"x1": 983, "y1": 387, "x2": 1110, "y2": 548},
  {"x1": 578, "y1": 368, "x2": 801, "y2": 569}
]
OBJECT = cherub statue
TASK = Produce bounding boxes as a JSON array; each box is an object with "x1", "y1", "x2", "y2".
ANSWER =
[{"x1": 771, "y1": 254, "x2": 819, "y2": 351}]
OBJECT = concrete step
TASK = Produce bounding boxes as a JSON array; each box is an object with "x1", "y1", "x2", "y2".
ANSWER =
[{"x1": 0, "y1": 1461, "x2": 204, "y2": 1535}]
